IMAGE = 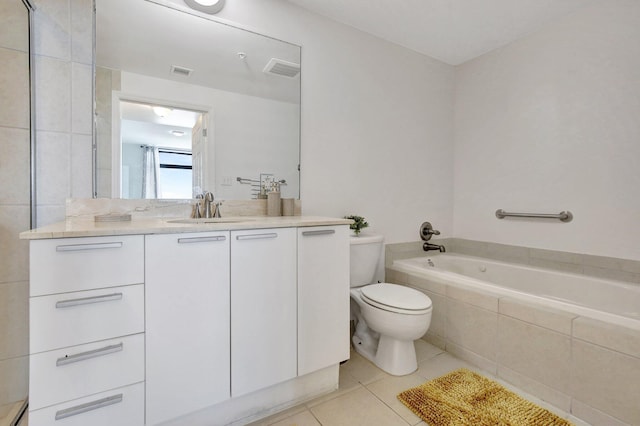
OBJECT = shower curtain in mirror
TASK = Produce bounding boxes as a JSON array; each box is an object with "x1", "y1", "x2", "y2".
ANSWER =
[{"x1": 142, "y1": 145, "x2": 160, "y2": 198}]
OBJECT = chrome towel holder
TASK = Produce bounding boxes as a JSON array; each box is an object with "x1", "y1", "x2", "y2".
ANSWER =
[{"x1": 495, "y1": 209, "x2": 573, "y2": 222}]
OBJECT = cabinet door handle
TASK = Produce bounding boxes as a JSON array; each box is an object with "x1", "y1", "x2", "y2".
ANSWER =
[
  {"x1": 302, "y1": 229, "x2": 335, "y2": 236},
  {"x1": 55, "y1": 293, "x2": 123, "y2": 309},
  {"x1": 56, "y1": 343, "x2": 123, "y2": 367},
  {"x1": 56, "y1": 242, "x2": 123, "y2": 252},
  {"x1": 178, "y1": 236, "x2": 226, "y2": 244},
  {"x1": 236, "y1": 233, "x2": 278, "y2": 241},
  {"x1": 55, "y1": 393, "x2": 123, "y2": 420}
]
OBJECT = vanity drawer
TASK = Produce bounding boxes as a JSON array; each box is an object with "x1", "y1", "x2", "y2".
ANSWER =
[
  {"x1": 30, "y1": 334, "x2": 144, "y2": 410},
  {"x1": 30, "y1": 235, "x2": 144, "y2": 297},
  {"x1": 29, "y1": 382, "x2": 144, "y2": 426},
  {"x1": 30, "y1": 284, "x2": 144, "y2": 353}
]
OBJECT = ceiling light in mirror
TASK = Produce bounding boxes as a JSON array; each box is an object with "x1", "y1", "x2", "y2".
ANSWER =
[
  {"x1": 184, "y1": 0, "x2": 225, "y2": 14},
  {"x1": 152, "y1": 106, "x2": 173, "y2": 117}
]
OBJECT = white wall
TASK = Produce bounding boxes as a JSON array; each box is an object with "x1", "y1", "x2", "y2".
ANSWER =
[
  {"x1": 170, "y1": 0, "x2": 456, "y2": 243},
  {"x1": 453, "y1": 0, "x2": 640, "y2": 260},
  {"x1": 119, "y1": 71, "x2": 301, "y2": 200}
]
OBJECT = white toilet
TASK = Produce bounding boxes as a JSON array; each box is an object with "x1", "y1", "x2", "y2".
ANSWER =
[{"x1": 350, "y1": 234, "x2": 432, "y2": 376}]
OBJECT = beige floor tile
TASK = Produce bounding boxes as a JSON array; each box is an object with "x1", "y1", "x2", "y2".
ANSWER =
[
  {"x1": 338, "y1": 350, "x2": 390, "y2": 385},
  {"x1": 415, "y1": 351, "x2": 474, "y2": 380},
  {"x1": 246, "y1": 404, "x2": 308, "y2": 426},
  {"x1": 254, "y1": 348, "x2": 579, "y2": 426},
  {"x1": 269, "y1": 410, "x2": 321, "y2": 426},
  {"x1": 365, "y1": 373, "x2": 426, "y2": 425},
  {"x1": 414, "y1": 339, "x2": 443, "y2": 363},
  {"x1": 310, "y1": 386, "x2": 408, "y2": 426},
  {"x1": 306, "y1": 364, "x2": 362, "y2": 407}
]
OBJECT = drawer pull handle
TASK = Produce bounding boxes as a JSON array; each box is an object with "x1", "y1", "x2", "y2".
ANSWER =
[
  {"x1": 55, "y1": 393, "x2": 123, "y2": 420},
  {"x1": 178, "y1": 236, "x2": 226, "y2": 244},
  {"x1": 236, "y1": 233, "x2": 278, "y2": 241},
  {"x1": 56, "y1": 242, "x2": 123, "y2": 252},
  {"x1": 56, "y1": 343, "x2": 123, "y2": 367},
  {"x1": 55, "y1": 293, "x2": 123, "y2": 309},
  {"x1": 302, "y1": 229, "x2": 336, "y2": 236}
]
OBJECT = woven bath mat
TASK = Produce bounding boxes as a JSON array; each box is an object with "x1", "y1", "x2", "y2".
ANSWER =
[{"x1": 397, "y1": 368, "x2": 573, "y2": 426}]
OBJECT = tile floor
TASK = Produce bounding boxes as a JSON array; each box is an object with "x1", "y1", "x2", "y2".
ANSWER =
[{"x1": 248, "y1": 340, "x2": 590, "y2": 426}]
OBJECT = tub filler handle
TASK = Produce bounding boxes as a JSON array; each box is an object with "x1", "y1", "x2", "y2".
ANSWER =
[{"x1": 495, "y1": 209, "x2": 573, "y2": 222}]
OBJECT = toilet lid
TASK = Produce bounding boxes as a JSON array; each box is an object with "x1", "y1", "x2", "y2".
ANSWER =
[{"x1": 361, "y1": 283, "x2": 432, "y2": 313}]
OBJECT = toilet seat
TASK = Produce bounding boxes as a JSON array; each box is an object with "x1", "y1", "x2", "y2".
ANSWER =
[{"x1": 360, "y1": 283, "x2": 431, "y2": 315}]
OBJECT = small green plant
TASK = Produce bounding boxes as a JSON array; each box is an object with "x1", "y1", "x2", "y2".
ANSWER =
[{"x1": 344, "y1": 215, "x2": 369, "y2": 235}]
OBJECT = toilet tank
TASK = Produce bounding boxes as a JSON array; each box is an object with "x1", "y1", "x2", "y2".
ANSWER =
[{"x1": 350, "y1": 234, "x2": 384, "y2": 287}]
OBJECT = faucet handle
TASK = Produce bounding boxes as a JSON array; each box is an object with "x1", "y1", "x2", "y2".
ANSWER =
[
  {"x1": 191, "y1": 202, "x2": 202, "y2": 218},
  {"x1": 420, "y1": 221, "x2": 440, "y2": 241}
]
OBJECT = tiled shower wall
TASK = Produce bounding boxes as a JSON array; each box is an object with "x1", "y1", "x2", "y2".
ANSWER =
[
  {"x1": 0, "y1": 0, "x2": 31, "y2": 410},
  {"x1": 0, "y1": 0, "x2": 94, "y2": 410}
]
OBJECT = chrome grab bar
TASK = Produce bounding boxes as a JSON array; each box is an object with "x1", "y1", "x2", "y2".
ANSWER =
[
  {"x1": 55, "y1": 393, "x2": 123, "y2": 420},
  {"x1": 56, "y1": 343, "x2": 123, "y2": 367},
  {"x1": 495, "y1": 209, "x2": 573, "y2": 222}
]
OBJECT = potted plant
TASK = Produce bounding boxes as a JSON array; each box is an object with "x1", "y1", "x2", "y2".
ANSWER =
[{"x1": 344, "y1": 215, "x2": 369, "y2": 236}]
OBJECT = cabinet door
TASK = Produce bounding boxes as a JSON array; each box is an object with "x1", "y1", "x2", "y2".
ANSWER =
[
  {"x1": 231, "y1": 228, "x2": 297, "y2": 397},
  {"x1": 298, "y1": 225, "x2": 350, "y2": 375},
  {"x1": 145, "y1": 232, "x2": 230, "y2": 425}
]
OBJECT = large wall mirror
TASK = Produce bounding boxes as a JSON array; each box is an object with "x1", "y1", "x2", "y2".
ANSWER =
[{"x1": 95, "y1": 0, "x2": 301, "y2": 200}]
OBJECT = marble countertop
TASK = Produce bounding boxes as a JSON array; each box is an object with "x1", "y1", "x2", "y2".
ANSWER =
[{"x1": 20, "y1": 216, "x2": 353, "y2": 240}]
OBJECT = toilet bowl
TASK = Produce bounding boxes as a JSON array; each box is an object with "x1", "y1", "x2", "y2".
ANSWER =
[
  {"x1": 350, "y1": 283, "x2": 431, "y2": 375},
  {"x1": 349, "y1": 234, "x2": 432, "y2": 376}
]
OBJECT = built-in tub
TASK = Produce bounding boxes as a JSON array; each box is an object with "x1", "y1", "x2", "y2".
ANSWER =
[
  {"x1": 388, "y1": 253, "x2": 640, "y2": 426},
  {"x1": 394, "y1": 254, "x2": 640, "y2": 327}
]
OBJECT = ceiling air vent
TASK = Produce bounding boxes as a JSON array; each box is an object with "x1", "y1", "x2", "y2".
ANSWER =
[
  {"x1": 170, "y1": 65, "x2": 193, "y2": 77},
  {"x1": 263, "y1": 58, "x2": 300, "y2": 78}
]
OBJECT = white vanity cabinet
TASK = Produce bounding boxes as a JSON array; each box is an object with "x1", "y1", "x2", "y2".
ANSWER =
[
  {"x1": 230, "y1": 227, "x2": 298, "y2": 397},
  {"x1": 28, "y1": 235, "x2": 145, "y2": 426},
  {"x1": 297, "y1": 226, "x2": 350, "y2": 375},
  {"x1": 145, "y1": 231, "x2": 231, "y2": 425},
  {"x1": 26, "y1": 219, "x2": 351, "y2": 425}
]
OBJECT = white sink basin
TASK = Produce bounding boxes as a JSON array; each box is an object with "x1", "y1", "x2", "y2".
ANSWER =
[{"x1": 167, "y1": 218, "x2": 253, "y2": 224}]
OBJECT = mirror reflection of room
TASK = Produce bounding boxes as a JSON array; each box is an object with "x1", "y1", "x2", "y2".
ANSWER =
[
  {"x1": 119, "y1": 101, "x2": 205, "y2": 199},
  {"x1": 95, "y1": 0, "x2": 301, "y2": 201}
]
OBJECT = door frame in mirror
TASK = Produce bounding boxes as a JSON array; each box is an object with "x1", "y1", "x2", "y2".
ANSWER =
[{"x1": 110, "y1": 92, "x2": 214, "y2": 199}]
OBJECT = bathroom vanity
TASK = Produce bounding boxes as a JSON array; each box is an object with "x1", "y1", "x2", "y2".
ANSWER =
[{"x1": 22, "y1": 216, "x2": 351, "y2": 425}]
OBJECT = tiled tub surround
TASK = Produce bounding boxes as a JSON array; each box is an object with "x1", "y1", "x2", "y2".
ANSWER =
[
  {"x1": 386, "y1": 247, "x2": 640, "y2": 426},
  {"x1": 386, "y1": 238, "x2": 640, "y2": 285}
]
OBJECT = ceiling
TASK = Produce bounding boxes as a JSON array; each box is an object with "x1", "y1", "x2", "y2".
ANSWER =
[
  {"x1": 284, "y1": 0, "x2": 598, "y2": 65},
  {"x1": 120, "y1": 101, "x2": 200, "y2": 150},
  {"x1": 96, "y1": 0, "x2": 300, "y2": 103}
]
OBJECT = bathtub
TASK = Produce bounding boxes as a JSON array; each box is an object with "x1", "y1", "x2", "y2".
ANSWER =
[
  {"x1": 393, "y1": 254, "x2": 640, "y2": 328},
  {"x1": 388, "y1": 253, "x2": 640, "y2": 425}
]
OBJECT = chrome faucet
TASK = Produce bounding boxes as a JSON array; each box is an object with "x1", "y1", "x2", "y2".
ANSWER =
[
  {"x1": 203, "y1": 192, "x2": 214, "y2": 218},
  {"x1": 420, "y1": 221, "x2": 445, "y2": 253},
  {"x1": 423, "y1": 242, "x2": 446, "y2": 253}
]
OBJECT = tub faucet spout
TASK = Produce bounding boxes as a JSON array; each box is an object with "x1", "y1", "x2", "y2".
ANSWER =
[{"x1": 423, "y1": 242, "x2": 445, "y2": 253}]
